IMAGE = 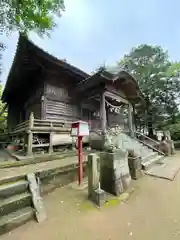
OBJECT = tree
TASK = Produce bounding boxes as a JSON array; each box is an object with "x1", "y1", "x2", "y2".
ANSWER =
[
  {"x1": 0, "y1": 83, "x2": 7, "y2": 131},
  {"x1": 118, "y1": 44, "x2": 180, "y2": 136},
  {"x1": 0, "y1": 42, "x2": 5, "y2": 76},
  {"x1": 0, "y1": 43, "x2": 7, "y2": 131},
  {"x1": 163, "y1": 62, "x2": 180, "y2": 124},
  {"x1": 0, "y1": 42, "x2": 6, "y2": 85},
  {"x1": 0, "y1": 0, "x2": 65, "y2": 36}
]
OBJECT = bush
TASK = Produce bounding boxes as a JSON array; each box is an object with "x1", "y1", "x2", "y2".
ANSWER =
[{"x1": 163, "y1": 123, "x2": 180, "y2": 141}]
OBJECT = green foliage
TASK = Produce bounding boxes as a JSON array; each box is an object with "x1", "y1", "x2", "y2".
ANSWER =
[
  {"x1": 0, "y1": 84, "x2": 7, "y2": 132},
  {"x1": 118, "y1": 45, "x2": 180, "y2": 135},
  {"x1": 0, "y1": 0, "x2": 65, "y2": 36},
  {"x1": 0, "y1": 43, "x2": 7, "y2": 131},
  {"x1": 119, "y1": 45, "x2": 169, "y2": 102},
  {"x1": 163, "y1": 123, "x2": 180, "y2": 141},
  {"x1": 0, "y1": 42, "x2": 5, "y2": 78},
  {"x1": 164, "y1": 62, "x2": 180, "y2": 123}
]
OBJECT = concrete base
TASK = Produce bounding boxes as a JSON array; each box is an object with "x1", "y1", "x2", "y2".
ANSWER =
[
  {"x1": 92, "y1": 188, "x2": 106, "y2": 207},
  {"x1": 100, "y1": 150, "x2": 131, "y2": 196},
  {"x1": 128, "y1": 157, "x2": 143, "y2": 180},
  {"x1": 145, "y1": 155, "x2": 180, "y2": 181},
  {"x1": 114, "y1": 178, "x2": 124, "y2": 196},
  {"x1": 130, "y1": 169, "x2": 143, "y2": 180}
]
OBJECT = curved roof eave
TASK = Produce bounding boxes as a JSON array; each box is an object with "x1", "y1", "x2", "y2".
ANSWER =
[
  {"x1": 118, "y1": 70, "x2": 144, "y2": 101},
  {"x1": 102, "y1": 70, "x2": 144, "y2": 103},
  {"x1": 2, "y1": 33, "x2": 90, "y2": 103}
]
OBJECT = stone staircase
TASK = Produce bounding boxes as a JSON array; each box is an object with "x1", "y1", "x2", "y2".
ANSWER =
[
  {"x1": 118, "y1": 132, "x2": 164, "y2": 170},
  {"x1": 0, "y1": 176, "x2": 35, "y2": 235},
  {"x1": 90, "y1": 129, "x2": 164, "y2": 170}
]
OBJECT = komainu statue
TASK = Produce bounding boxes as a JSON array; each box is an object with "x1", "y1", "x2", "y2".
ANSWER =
[{"x1": 164, "y1": 131, "x2": 175, "y2": 155}]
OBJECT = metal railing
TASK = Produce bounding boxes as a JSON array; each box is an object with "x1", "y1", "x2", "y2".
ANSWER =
[{"x1": 135, "y1": 131, "x2": 165, "y2": 155}]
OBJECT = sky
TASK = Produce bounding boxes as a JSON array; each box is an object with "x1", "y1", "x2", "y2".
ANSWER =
[{"x1": 1, "y1": 0, "x2": 180, "y2": 85}]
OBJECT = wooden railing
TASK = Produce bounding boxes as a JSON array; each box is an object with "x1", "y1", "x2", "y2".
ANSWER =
[
  {"x1": 12, "y1": 120, "x2": 30, "y2": 133},
  {"x1": 32, "y1": 119, "x2": 71, "y2": 132},
  {"x1": 12, "y1": 115, "x2": 71, "y2": 134}
]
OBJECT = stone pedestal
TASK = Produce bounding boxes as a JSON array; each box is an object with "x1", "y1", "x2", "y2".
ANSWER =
[
  {"x1": 87, "y1": 153, "x2": 100, "y2": 199},
  {"x1": 167, "y1": 140, "x2": 175, "y2": 155},
  {"x1": 92, "y1": 188, "x2": 106, "y2": 207},
  {"x1": 159, "y1": 141, "x2": 171, "y2": 156},
  {"x1": 164, "y1": 130, "x2": 176, "y2": 155},
  {"x1": 128, "y1": 156, "x2": 142, "y2": 180},
  {"x1": 100, "y1": 149, "x2": 131, "y2": 196}
]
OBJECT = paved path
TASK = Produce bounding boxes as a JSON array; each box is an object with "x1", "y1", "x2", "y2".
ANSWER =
[
  {"x1": 2, "y1": 153, "x2": 180, "y2": 240},
  {"x1": 145, "y1": 154, "x2": 180, "y2": 180},
  {"x1": 0, "y1": 150, "x2": 14, "y2": 162}
]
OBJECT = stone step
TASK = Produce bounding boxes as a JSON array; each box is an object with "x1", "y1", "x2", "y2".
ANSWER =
[
  {"x1": 119, "y1": 133, "x2": 161, "y2": 165},
  {"x1": 141, "y1": 152, "x2": 158, "y2": 164},
  {"x1": 137, "y1": 147, "x2": 152, "y2": 155},
  {"x1": 0, "y1": 192, "x2": 32, "y2": 217},
  {"x1": 0, "y1": 180, "x2": 28, "y2": 198},
  {"x1": 141, "y1": 148, "x2": 154, "y2": 157},
  {"x1": 140, "y1": 144, "x2": 153, "y2": 152},
  {"x1": 142, "y1": 155, "x2": 164, "y2": 170},
  {"x1": 0, "y1": 176, "x2": 26, "y2": 185},
  {"x1": 142, "y1": 145, "x2": 152, "y2": 151},
  {"x1": 0, "y1": 207, "x2": 34, "y2": 235}
]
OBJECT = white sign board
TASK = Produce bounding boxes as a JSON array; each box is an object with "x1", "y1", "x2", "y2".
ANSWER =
[
  {"x1": 71, "y1": 127, "x2": 78, "y2": 137},
  {"x1": 79, "y1": 123, "x2": 89, "y2": 136}
]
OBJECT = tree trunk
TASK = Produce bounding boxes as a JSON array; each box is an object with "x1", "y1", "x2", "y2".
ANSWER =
[
  {"x1": 171, "y1": 114, "x2": 176, "y2": 124},
  {"x1": 146, "y1": 98, "x2": 154, "y2": 138},
  {"x1": 147, "y1": 121, "x2": 154, "y2": 138},
  {"x1": 132, "y1": 105, "x2": 137, "y2": 131}
]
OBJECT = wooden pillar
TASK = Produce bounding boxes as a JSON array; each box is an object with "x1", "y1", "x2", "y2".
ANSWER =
[
  {"x1": 27, "y1": 112, "x2": 34, "y2": 156},
  {"x1": 49, "y1": 122, "x2": 53, "y2": 154},
  {"x1": 128, "y1": 104, "x2": 134, "y2": 137},
  {"x1": 41, "y1": 95, "x2": 45, "y2": 120},
  {"x1": 100, "y1": 92, "x2": 106, "y2": 133}
]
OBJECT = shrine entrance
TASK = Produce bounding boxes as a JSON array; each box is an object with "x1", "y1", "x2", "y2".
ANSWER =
[
  {"x1": 76, "y1": 69, "x2": 142, "y2": 137},
  {"x1": 105, "y1": 94, "x2": 129, "y2": 130}
]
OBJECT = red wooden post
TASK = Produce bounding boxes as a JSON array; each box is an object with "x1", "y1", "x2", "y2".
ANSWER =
[
  {"x1": 78, "y1": 136, "x2": 83, "y2": 185},
  {"x1": 71, "y1": 120, "x2": 89, "y2": 186}
]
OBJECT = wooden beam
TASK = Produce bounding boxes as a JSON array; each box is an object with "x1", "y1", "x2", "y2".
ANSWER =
[
  {"x1": 48, "y1": 122, "x2": 53, "y2": 154},
  {"x1": 104, "y1": 91, "x2": 128, "y2": 105},
  {"x1": 27, "y1": 112, "x2": 34, "y2": 156},
  {"x1": 41, "y1": 95, "x2": 46, "y2": 120},
  {"x1": 128, "y1": 104, "x2": 134, "y2": 137},
  {"x1": 100, "y1": 91, "x2": 106, "y2": 133}
]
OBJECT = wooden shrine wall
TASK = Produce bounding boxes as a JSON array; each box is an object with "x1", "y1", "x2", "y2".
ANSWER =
[
  {"x1": 43, "y1": 72, "x2": 81, "y2": 123},
  {"x1": 23, "y1": 82, "x2": 44, "y2": 120},
  {"x1": 7, "y1": 104, "x2": 23, "y2": 130}
]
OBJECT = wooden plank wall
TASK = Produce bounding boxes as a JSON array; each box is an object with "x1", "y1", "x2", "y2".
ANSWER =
[
  {"x1": 44, "y1": 72, "x2": 81, "y2": 123},
  {"x1": 46, "y1": 100, "x2": 79, "y2": 122},
  {"x1": 25, "y1": 102, "x2": 41, "y2": 120},
  {"x1": 7, "y1": 104, "x2": 23, "y2": 130},
  {"x1": 24, "y1": 87, "x2": 44, "y2": 120}
]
